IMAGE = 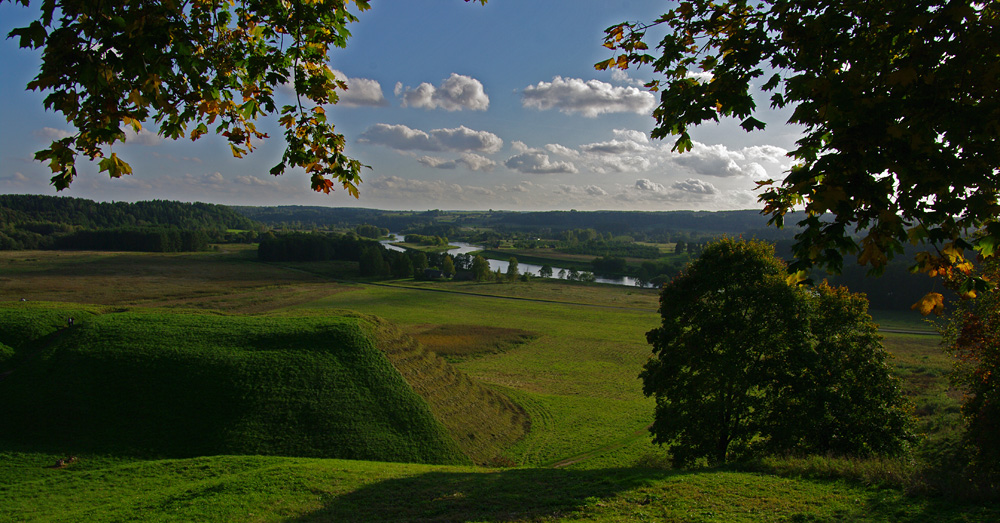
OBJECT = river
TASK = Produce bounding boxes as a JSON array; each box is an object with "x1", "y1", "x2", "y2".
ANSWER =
[{"x1": 381, "y1": 234, "x2": 642, "y2": 287}]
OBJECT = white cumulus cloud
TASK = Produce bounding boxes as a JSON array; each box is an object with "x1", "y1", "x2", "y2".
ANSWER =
[
  {"x1": 183, "y1": 172, "x2": 226, "y2": 189},
  {"x1": 359, "y1": 123, "x2": 503, "y2": 154},
  {"x1": 624, "y1": 177, "x2": 719, "y2": 203},
  {"x1": 672, "y1": 178, "x2": 719, "y2": 195},
  {"x1": 123, "y1": 128, "x2": 163, "y2": 146},
  {"x1": 399, "y1": 73, "x2": 489, "y2": 111},
  {"x1": 505, "y1": 152, "x2": 578, "y2": 174},
  {"x1": 417, "y1": 153, "x2": 495, "y2": 171},
  {"x1": 35, "y1": 127, "x2": 74, "y2": 140},
  {"x1": 457, "y1": 152, "x2": 497, "y2": 171},
  {"x1": 367, "y1": 175, "x2": 495, "y2": 200},
  {"x1": 331, "y1": 69, "x2": 388, "y2": 107},
  {"x1": 635, "y1": 178, "x2": 667, "y2": 193},
  {"x1": 673, "y1": 142, "x2": 747, "y2": 177},
  {"x1": 234, "y1": 175, "x2": 281, "y2": 187},
  {"x1": 741, "y1": 144, "x2": 789, "y2": 164},
  {"x1": 521, "y1": 76, "x2": 656, "y2": 117}
]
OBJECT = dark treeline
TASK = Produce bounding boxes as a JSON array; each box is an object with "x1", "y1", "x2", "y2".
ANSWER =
[
  {"x1": 354, "y1": 224, "x2": 389, "y2": 239},
  {"x1": 55, "y1": 228, "x2": 211, "y2": 252},
  {"x1": 232, "y1": 206, "x2": 800, "y2": 244},
  {"x1": 234, "y1": 206, "x2": 443, "y2": 233},
  {"x1": 257, "y1": 232, "x2": 369, "y2": 262},
  {"x1": 404, "y1": 234, "x2": 449, "y2": 246},
  {"x1": 492, "y1": 210, "x2": 797, "y2": 240},
  {"x1": 258, "y1": 232, "x2": 472, "y2": 281},
  {"x1": 1, "y1": 194, "x2": 258, "y2": 230},
  {"x1": 561, "y1": 240, "x2": 662, "y2": 259},
  {"x1": 1, "y1": 195, "x2": 262, "y2": 251}
]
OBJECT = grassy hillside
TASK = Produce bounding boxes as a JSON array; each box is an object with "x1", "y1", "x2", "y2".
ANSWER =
[
  {"x1": 0, "y1": 301, "x2": 101, "y2": 372},
  {"x1": 362, "y1": 315, "x2": 531, "y2": 465},
  {"x1": 0, "y1": 306, "x2": 467, "y2": 465}
]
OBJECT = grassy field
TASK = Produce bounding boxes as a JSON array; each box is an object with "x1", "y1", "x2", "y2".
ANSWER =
[
  {"x1": 390, "y1": 241, "x2": 459, "y2": 253},
  {"x1": 1, "y1": 452, "x2": 996, "y2": 522},
  {"x1": 0, "y1": 248, "x2": 995, "y2": 520},
  {"x1": 0, "y1": 246, "x2": 335, "y2": 313}
]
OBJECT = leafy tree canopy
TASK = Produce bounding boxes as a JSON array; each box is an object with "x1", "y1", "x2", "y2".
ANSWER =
[
  {"x1": 600, "y1": 1, "x2": 999, "y2": 299},
  {"x1": 5, "y1": 0, "x2": 484, "y2": 194},
  {"x1": 944, "y1": 257, "x2": 1000, "y2": 488},
  {"x1": 642, "y1": 238, "x2": 912, "y2": 466}
]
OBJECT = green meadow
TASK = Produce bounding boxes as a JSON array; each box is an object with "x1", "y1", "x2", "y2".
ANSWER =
[{"x1": 0, "y1": 249, "x2": 996, "y2": 521}]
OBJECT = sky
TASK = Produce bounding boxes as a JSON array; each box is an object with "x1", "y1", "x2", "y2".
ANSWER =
[{"x1": 0, "y1": 0, "x2": 804, "y2": 211}]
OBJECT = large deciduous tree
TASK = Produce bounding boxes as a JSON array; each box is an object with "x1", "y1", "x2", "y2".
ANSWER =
[
  {"x1": 944, "y1": 258, "x2": 1000, "y2": 488},
  {"x1": 641, "y1": 238, "x2": 912, "y2": 467},
  {"x1": 599, "y1": 1, "x2": 999, "y2": 300},
  {"x1": 472, "y1": 255, "x2": 491, "y2": 282},
  {"x1": 5, "y1": 0, "x2": 484, "y2": 194}
]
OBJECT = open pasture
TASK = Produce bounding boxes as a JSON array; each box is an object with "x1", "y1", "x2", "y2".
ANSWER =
[
  {"x1": 1, "y1": 249, "x2": 992, "y2": 521},
  {"x1": 301, "y1": 281, "x2": 665, "y2": 467},
  {"x1": 0, "y1": 247, "x2": 336, "y2": 313}
]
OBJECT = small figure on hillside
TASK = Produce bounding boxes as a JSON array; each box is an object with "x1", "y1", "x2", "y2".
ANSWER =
[
  {"x1": 67, "y1": 317, "x2": 74, "y2": 327},
  {"x1": 49, "y1": 456, "x2": 78, "y2": 469}
]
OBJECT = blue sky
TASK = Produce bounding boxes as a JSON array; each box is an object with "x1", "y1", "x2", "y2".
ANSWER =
[{"x1": 0, "y1": 0, "x2": 803, "y2": 211}]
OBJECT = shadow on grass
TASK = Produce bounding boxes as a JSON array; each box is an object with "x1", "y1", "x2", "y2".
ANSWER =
[
  {"x1": 293, "y1": 466, "x2": 683, "y2": 522},
  {"x1": 292, "y1": 464, "x2": 1000, "y2": 523},
  {"x1": 858, "y1": 488, "x2": 1000, "y2": 523}
]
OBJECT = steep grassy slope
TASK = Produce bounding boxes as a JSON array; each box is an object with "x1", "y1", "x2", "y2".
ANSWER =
[
  {"x1": 0, "y1": 307, "x2": 467, "y2": 465},
  {"x1": 361, "y1": 315, "x2": 531, "y2": 465}
]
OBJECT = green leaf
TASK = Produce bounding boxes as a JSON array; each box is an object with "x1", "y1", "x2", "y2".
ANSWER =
[{"x1": 739, "y1": 116, "x2": 766, "y2": 132}]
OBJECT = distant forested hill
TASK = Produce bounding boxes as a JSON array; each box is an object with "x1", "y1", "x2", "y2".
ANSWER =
[
  {"x1": 232, "y1": 205, "x2": 440, "y2": 232},
  {"x1": 0, "y1": 194, "x2": 261, "y2": 250},
  {"x1": 1, "y1": 194, "x2": 258, "y2": 230},
  {"x1": 234, "y1": 206, "x2": 798, "y2": 241},
  {"x1": 492, "y1": 209, "x2": 772, "y2": 234}
]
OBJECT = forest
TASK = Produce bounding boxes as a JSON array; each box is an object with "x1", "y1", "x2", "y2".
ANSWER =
[{"x1": 0, "y1": 194, "x2": 261, "y2": 251}]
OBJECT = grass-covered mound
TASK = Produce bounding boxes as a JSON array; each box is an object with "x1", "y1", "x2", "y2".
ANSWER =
[
  {"x1": 0, "y1": 307, "x2": 467, "y2": 464},
  {"x1": 364, "y1": 316, "x2": 531, "y2": 465}
]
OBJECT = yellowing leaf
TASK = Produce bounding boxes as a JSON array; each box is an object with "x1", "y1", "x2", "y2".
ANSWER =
[
  {"x1": 911, "y1": 292, "x2": 945, "y2": 316},
  {"x1": 785, "y1": 270, "x2": 809, "y2": 286}
]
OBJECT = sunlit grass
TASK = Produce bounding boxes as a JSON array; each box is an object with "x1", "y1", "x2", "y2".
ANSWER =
[{"x1": 2, "y1": 452, "x2": 995, "y2": 522}]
